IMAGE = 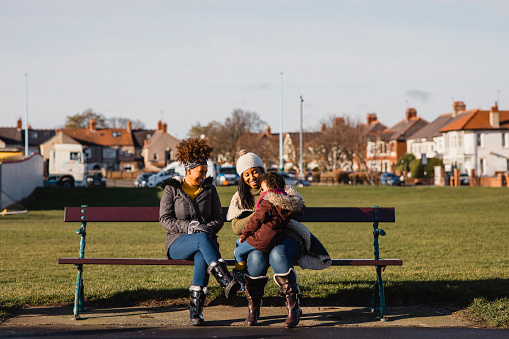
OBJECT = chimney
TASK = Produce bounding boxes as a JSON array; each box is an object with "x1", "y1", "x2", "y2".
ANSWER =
[
  {"x1": 162, "y1": 123, "x2": 167, "y2": 133},
  {"x1": 367, "y1": 113, "x2": 378, "y2": 125},
  {"x1": 265, "y1": 126, "x2": 271, "y2": 136},
  {"x1": 321, "y1": 123, "x2": 326, "y2": 133},
  {"x1": 490, "y1": 102, "x2": 500, "y2": 128},
  {"x1": 127, "y1": 120, "x2": 132, "y2": 133},
  {"x1": 90, "y1": 119, "x2": 97, "y2": 132},
  {"x1": 157, "y1": 120, "x2": 162, "y2": 132},
  {"x1": 334, "y1": 117, "x2": 345, "y2": 127},
  {"x1": 17, "y1": 118, "x2": 22, "y2": 130},
  {"x1": 144, "y1": 139, "x2": 148, "y2": 146},
  {"x1": 452, "y1": 101, "x2": 466, "y2": 117},
  {"x1": 406, "y1": 108, "x2": 417, "y2": 121}
]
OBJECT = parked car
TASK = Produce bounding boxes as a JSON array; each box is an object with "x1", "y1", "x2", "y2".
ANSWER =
[
  {"x1": 460, "y1": 173, "x2": 470, "y2": 186},
  {"x1": 216, "y1": 166, "x2": 239, "y2": 186},
  {"x1": 86, "y1": 172, "x2": 106, "y2": 187},
  {"x1": 134, "y1": 172, "x2": 153, "y2": 188},
  {"x1": 280, "y1": 172, "x2": 310, "y2": 187},
  {"x1": 380, "y1": 172, "x2": 402, "y2": 186},
  {"x1": 147, "y1": 160, "x2": 216, "y2": 187}
]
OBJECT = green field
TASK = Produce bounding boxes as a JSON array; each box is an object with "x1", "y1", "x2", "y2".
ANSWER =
[{"x1": 1, "y1": 185, "x2": 508, "y2": 327}]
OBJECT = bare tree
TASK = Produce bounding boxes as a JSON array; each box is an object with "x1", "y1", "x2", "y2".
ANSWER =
[
  {"x1": 188, "y1": 121, "x2": 221, "y2": 139},
  {"x1": 65, "y1": 109, "x2": 108, "y2": 128},
  {"x1": 107, "y1": 117, "x2": 145, "y2": 129},
  {"x1": 188, "y1": 109, "x2": 266, "y2": 164}
]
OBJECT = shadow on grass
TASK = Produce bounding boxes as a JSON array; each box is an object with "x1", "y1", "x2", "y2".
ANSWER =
[
  {"x1": 73, "y1": 278, "x2": 509, "y2": 310},
  {"x1": 22, "y1": 187, "x2": 162, "y2": 211}
]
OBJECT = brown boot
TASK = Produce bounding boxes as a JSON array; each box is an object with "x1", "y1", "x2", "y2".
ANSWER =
[
  {"x1": 244, "y1": 274, "x2": 269, "y2": 326},
  {"x1": 274, "y1": 268, "x2": 302, "y2": 328}
]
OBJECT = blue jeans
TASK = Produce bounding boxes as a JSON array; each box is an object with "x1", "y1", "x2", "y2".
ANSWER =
[
  {"x1": 244, "y1": 235, "x2": 301, "y2": 277},
  {"x1": 234, "y1": 240, "x2": 257, "y2": 264},
  {"x1": 168, "y1": 233, "x2": 221, "y2": 287}
]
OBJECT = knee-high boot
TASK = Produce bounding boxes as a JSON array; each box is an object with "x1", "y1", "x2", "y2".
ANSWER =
[
  {"x1": 244, "y1": 274, "x2": 269, "y2": 326},
  {"x1": 207, "y1": 258, "x2": 240, "y2": 300},
  {"x1": 274, "y1": 268, "x2": 302, "y2": 328},
  {"x1": 189, "y1": 285, "x2": 209, "y2": 326}
]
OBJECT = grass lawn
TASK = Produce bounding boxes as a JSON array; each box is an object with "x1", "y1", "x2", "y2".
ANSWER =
[{"x1": 1, "y1": 185, "x2": 508, "y2": 327}]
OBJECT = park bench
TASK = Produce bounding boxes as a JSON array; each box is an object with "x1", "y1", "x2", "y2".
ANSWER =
[{"x1": 59, "y1": 206, "x2": 402, "y2": 320}]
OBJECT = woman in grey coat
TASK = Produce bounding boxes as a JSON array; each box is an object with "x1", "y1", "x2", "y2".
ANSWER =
[{"x1": 159, "y1": 137, "x2": 239, "y2": 326}]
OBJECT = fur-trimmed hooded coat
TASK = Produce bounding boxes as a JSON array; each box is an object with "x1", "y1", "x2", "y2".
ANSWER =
[
  {"x1": 227, "y1": 185, "x2": 332, "y2": 270},
  {"x1": 159, "y1": 176, "x2": 223, "y2": 256},
  {"x1": 241, "y1": 191, "x2": 304, "y2": 253}
]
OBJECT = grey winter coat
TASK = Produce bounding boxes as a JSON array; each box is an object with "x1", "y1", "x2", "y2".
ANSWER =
[{"x1": 159, "y1": 176, "x2": 224, "y2": 256}]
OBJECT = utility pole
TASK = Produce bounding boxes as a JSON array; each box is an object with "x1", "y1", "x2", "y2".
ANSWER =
[
  {"x1": 279, "y1": 72, "x2": 284, "y2": 173},
  {"x1": 24, "y1": 73, "x2": 29, "y2": 156},
  {"x1": 299, "y1": 96, "x2": 304, "y2": 180}
]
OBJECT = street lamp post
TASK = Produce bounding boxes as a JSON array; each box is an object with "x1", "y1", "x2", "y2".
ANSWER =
[
  {"x1": 279, "y1": 72, "x2": 284, "y2": 173},
  {"x1": 24, "y1": 73, "x2": 29, "y2": 156},
  {"x1": 299, "y1": 96, "x2": 304, "y2": 180}
]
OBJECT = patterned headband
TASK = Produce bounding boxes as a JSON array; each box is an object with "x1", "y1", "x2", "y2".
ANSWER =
[{"x1": 184, "y1": 158, "x2": 208, "y2": 171}]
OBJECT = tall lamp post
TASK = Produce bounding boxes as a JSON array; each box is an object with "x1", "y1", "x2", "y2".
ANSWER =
[
  {"x1": 24, "y1": 73, "x2": 29, "y2": 156},
  {"x1": 299, "y1": 96, "x2": 304, "y2": 180},
  {"x1": 279, "y1": 72, "x2": 284, "y2": 173}
]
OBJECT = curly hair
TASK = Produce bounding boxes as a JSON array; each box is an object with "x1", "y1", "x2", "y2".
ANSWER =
[
  {"x1": 175, "y1": 137, "x2": 214, "y2": 164},
  {"x1": 259, "y1": 172, "x2": 286, "y2": 190}
]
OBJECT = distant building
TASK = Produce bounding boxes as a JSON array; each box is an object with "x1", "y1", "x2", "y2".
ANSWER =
[
  {"x1": 439, "y1": 102, "x2": 509, "y2": 176},
  {"x1": 1, "y1": 118, "x2": 55, "y2": 154},
  {"x1": 406, "y1": 101, "x2": 471, "y2": 161},
  {"x1": 140, "y1": 121, "x2": 180, "y2": 171},
  {"x1": 367, "y1": 108, "x2": 429, "y2": 172}
]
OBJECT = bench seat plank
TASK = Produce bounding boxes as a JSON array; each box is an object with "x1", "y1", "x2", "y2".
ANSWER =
[
  {"x1": 59, "y1": 258, "x2": 403, "y2": 266},
  {"x1": 64, "y1": 206, "x2": 395, "y2": 223}
]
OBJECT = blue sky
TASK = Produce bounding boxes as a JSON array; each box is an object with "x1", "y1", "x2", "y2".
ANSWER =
[{"x1": 2, "y1": 0, "x2": 508, "y2": 139}]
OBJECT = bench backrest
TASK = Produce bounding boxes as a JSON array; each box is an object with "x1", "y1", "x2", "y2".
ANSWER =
[{"x1": 64, "y1": 206, "x2": 395, "y2": 223}]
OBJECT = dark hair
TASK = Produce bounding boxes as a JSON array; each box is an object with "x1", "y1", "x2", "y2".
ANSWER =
[
  {"x1": 175, "y1": 137, "x2": 213, "y2": 164},
  {"x1": 238, "y1": 166, "x2": 265, "y2": 209},
  {"x1": 259, "y1": 172, "x2": 286, "y2": 190}
]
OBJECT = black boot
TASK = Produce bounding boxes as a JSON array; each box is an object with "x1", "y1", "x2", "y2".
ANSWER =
[
  {"x1": 207, "y1": 259, "x2": 240, "y2": 300},
  {"x1": 274, "y1": 268, "x2": 302, "y2": 328},
  {"x1": 189, "y1": 285, "x2": 209, "y2": 326},
  {"x1": 232, "y1": 268, "x2": 246, "y2": 292},
  {"x1": 244, "y1": 274, "x2": 269, "y2": 326}
]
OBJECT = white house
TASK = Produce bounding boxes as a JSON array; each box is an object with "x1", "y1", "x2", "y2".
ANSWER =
[
  {"x1": 406, "y1": 101, "x2": 470, "y2": 161},
  {"x1": 439, "y1": 103, "x2": 509, "y2": 176}
]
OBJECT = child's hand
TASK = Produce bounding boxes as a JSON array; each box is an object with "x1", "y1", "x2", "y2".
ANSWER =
[{"x1": 239, "y1": 238, "x2": 244, "y2": 243}]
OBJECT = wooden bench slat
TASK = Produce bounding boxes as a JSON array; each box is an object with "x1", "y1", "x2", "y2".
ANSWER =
[
  {"x1": 58, "y1": 258, "x2": 403, "y2": 266},
  {"x1": 64, "y1": 206, "x2": 395, "y2": 223}
]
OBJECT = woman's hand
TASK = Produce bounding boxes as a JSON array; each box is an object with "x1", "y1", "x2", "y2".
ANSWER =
[
  {"x1": 193, "y1": 224, "x2": 214, "y2": 235},
  {"x1": 188, "y1": 220, "x2": 201, "y2": 234}
]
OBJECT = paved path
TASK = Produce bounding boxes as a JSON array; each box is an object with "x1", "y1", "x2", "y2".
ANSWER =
[{"x1": 2, "y1": 304, "x2": 509, "y2": 338}]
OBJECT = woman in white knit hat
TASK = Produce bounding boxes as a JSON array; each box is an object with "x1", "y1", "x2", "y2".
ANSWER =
[{"x1": 227, "y1": 150, "x2": 331, "y2": 328}]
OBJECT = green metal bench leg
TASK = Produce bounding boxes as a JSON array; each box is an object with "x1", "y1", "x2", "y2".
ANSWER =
[
  {"x1": 376, "y1": 266, "x2": 386, "y2": 320},
  {"x1": 73, "y1": 264, "x2": 84, "y2": 319},
  {"x1": 371, "y1": 206, "x2": 387, "y2": 321},
  {"x1": 72, "y1": 205, "x2": 88, "y2": 320},
  {"x1": 371, "y1": 276, "x2": 379, "y2": 312}
]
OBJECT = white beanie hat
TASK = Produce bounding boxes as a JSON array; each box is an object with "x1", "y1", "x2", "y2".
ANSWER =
[{"x1": 236, "y1": 149, "x2": 264, "y2": 175}]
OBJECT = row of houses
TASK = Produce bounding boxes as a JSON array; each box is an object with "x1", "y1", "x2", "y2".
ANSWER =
[
  {"x1": 366, "y1": 101, "x2": 509, "y2": 178},
  {"x1": 2, "y1": 101, "x2": 508, "y2": 179},
  {"x1": 0, "y1": 119, "x2": 180, "y2": 173}
]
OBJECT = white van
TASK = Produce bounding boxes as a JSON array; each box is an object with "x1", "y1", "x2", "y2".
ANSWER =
[{"x1": 147, "y1": 160, "x2": 216, "y2": 187}]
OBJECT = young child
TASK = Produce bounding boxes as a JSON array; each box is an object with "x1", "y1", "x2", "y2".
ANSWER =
[{"x1": 233, "y1": 172, "x2": 304, "y2": 283}]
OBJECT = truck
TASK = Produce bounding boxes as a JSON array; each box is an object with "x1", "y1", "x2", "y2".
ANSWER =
[{"x1": 45, "y1": 144, "x2": 87, "y2": 188}]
